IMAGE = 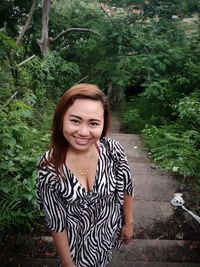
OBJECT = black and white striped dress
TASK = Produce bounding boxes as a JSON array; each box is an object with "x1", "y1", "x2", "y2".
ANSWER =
[{"x1": 36, "y1": 137, "x2": 134, "y2": 267}]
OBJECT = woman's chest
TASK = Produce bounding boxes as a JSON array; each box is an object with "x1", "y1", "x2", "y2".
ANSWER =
[{"x1": 61, "y1": 158, "x2": 118, "y2": 203}]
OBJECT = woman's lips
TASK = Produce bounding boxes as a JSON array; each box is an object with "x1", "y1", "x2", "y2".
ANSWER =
[{"x1": 74, "y1": 137, "x2": 90, "y2": 145}]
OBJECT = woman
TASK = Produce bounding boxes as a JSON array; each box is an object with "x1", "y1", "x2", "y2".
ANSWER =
[{"x1": 36, "y1": 83, "x2": 134, "y2": 267}]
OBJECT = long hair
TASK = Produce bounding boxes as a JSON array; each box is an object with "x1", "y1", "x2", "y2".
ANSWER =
[{"x1": 45, "y1": 83, "x2": 110, "y2": 174}]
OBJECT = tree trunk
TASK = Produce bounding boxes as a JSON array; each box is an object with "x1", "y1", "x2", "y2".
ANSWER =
[{"x1": 38, "y1": 0, "x2": 51, "y2": 56}]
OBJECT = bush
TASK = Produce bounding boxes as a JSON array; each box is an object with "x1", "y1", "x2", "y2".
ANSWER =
[
  {"x1": 121, "y1": 95, "x2": 173, "y2": 134},
  {"x1": 27, "y1": 52, "x2": 81, "y2": 102},
  {"x1": 0, "y1": 96, "x2": 51, "y2": 232},
  {"x1": 142, "y1": 91, "x2": 200, "y2": 188},
  {"x1": 143, "y1": 125, "x2": 200, "y2": 179}
]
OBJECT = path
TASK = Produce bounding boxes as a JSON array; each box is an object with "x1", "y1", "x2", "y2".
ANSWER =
[
  {"x1": 109, "y1": 112, "x2": 176, "y2": 236},
  {"x1": 1, "y1": 112, "x2": 199, "y2": 267},
  {"x1": 108, "y1": 112, "x2": 200, "y2": 266}
]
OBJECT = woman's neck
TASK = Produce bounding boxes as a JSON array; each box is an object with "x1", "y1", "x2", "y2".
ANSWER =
[{"x1": 67, "y1": 143, "x2": 98, "y2": 158}]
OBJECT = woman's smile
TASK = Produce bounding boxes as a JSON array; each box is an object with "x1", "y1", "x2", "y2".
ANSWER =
[{"x1": 74, "y1": 137, "x2": 91, "y2": 145}]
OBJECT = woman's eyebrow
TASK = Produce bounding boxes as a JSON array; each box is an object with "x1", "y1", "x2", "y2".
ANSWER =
[
  {"x1": 69, "y1": 115, "x2": 101, "y2": 122},
  {"x1": 89, "y1": 118, "x2": 101, "y2": 122},
  {"x1": 69, "y1": 115, "x2": 81, "y2": 119}
]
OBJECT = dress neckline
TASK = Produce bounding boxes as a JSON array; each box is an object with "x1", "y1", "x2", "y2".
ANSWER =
[{"x1": 64, "y1": 141, "x2": 102, "y2": 193}]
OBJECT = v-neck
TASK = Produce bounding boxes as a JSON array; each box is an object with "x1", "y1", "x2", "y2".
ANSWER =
[{"x1": 64, "y1": 142, "x2": 101, "y2": 193}]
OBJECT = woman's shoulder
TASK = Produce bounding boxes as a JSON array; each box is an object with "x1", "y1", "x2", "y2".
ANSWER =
[
  {"x1": 100, "y1": 137, "x2": 124, "y2": 152},
  {"x1": 37, "y1": 149, "x2": 57, "y2": 176},
  {"x1": 38, "y1": 149, "x2": 54, "y2": 168},
  {"x1": 101, "y1": 136, "x2": 121, "y2": 146},
  {"x1": 39, "y1": 149, "x2": 52, "y2": 163}
]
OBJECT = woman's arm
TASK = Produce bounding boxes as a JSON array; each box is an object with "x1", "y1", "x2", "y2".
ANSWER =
[
  {"x1": 120, "y1": 193, "x2": 134, "y2": 244},
  {"x1": 51, "y1": 230, "x2": 76, "y2": 267}
]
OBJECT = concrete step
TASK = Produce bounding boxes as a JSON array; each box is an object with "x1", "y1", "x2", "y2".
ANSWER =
[
  {"x1": 109, "y1": 261, "x2": 200, "y2": 267},
  {"x1": 1, "y1": 237, "x2": 200, "y2": 267},
  {"x1": 110, "y1": 239, "x2": 200, "y2": 264},
  {"x1": 3, "y1": 238, "x2": 199, "y2": 266},
  {"x1": 2, "y1": 258, "x2": 200, "y2": 267}
]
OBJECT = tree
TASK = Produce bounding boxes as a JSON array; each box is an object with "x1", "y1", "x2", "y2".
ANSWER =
[
  {"x1": 37, "y1": 0, "x2": 101, "y2": 56},
  {"x1": 1, "y1": 0, "x2": 102, "y2": 56}
]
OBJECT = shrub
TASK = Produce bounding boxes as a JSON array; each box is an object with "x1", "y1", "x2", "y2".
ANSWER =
[
  {"x1": 142, "y1": 91, "x2": 200, "y2": 188},
  {"x1": 0, "y1": 96, "x2": 50, "y2": 232}
]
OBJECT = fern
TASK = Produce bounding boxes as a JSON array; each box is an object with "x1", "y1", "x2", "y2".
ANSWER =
[{"x1": 143, "y1": 124, "x2": 200, "y2": 180}]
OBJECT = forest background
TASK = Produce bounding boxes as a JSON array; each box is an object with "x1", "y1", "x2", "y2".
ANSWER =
[{"x1": 0, "y1": 0, "x2": 199, "y2": 233}]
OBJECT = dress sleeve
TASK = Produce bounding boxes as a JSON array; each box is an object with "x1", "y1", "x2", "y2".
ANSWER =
[
  {"x1": 104, "y1": 138, "x2": 134, "y2": 198},
  {"x1": 115, "y1": 141, "x2": 134, "y2": 197},
  {"x1": 36, "y1": 165, "x2": 66, "y2": 232}
]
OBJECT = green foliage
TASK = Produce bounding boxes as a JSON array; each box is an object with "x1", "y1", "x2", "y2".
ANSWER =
[
  {"x1": 0, "y1": 97, "x2": 50, "y2": 232},
  {"x1": 0, "y1": 32, "x2": 19, "y2": 102},
  {"x1": 27, "y1": 52, "x2": 81, "y2": 101},
  {"x1": 142, "y1": 91, "x2": 200, "y2": 185},
  {"x1": 0, "y1": 198, "x2": 40, "y2": 232},
  {"x1": 142, "y1": 0, "x2": 200, "y2": 18},
  {"x1": 0, "y1": 0, "x2": 34, "y2": 36},
  {"x1": 0, "y1": 32, "x2": 18, "y2": 60},
  {"x1": 121, "y1": 107, "x2": 144, "y2": 134},
  {"x1": 121, "y1": 93, "x2": 173, "y2": 134},
  {"x1": 143, "y1": 124, "x2": 200, "y2": 182},
  {"x1": 177, "y1": 91, "x2": 200, "y2": 130}
]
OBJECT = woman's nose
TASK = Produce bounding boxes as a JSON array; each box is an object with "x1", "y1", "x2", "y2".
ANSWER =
[{"x1": 78, "y1": 125, "x2": 89, "y2": 135}]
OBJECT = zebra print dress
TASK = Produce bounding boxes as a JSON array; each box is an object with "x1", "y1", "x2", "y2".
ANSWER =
[{"x1": 36, "y1": 137, "x2": 134, "y2": 267}]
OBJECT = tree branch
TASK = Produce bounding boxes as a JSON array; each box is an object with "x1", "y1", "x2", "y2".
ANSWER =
[
  {"x1": 75, "y1": 75, "x2": 89, "y2": 85},
  {"x1": 2, "y1": 92, "x2": 18, "y2": 109},
  {"x1": 49, "y1": 28, "x2": 101, "y2": 43},
  {"x1": 99, "y1": 3, "x2": 112, "y2": 18},
  {"x1": 18, "y1": 55, "x2": 36, "y2": 67},
  {"x1": 16, "y1": 0, "x2": 38, "y2": 45}
]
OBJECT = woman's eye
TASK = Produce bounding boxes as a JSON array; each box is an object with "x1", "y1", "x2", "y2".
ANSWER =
[
  {"x1": 71, "y1": 119, "x2": 80, "y2": 125},
  {"x1": 90, "y1": 122, "x2": 99, "y2": 127}
]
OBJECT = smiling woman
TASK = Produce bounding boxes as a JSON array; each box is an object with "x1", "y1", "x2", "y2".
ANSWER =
[{"x1": 36, "y1": 83, "x2": 134, "y2": 267}]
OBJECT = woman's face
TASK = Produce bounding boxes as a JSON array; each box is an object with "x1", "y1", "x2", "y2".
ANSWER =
[{"x1": 63, "y1": 99, "x2": 104, "y2": 151}]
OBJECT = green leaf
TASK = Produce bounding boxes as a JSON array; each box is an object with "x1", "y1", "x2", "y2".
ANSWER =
[
  {"x1": 159, "y1": 62, "x2": 166, "y2": 71},
  {"x1": 23, "y1": 193, "x2": 33, "y2": 202}
]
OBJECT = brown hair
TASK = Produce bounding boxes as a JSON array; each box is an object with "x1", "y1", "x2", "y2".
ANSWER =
[{"x1": 45, "y1": 83, "x2": 110, "y2": 174}]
